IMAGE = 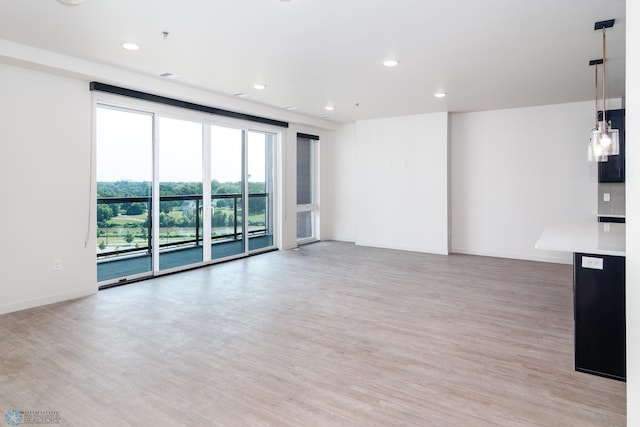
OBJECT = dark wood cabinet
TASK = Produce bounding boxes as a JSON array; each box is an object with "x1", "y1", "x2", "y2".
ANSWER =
[
  {"x1": 574, "y1": 252, "x2": 625, "y2": 381},
  {"x1": 598, "y1": 109, "x2": 625, "y2": 183}
]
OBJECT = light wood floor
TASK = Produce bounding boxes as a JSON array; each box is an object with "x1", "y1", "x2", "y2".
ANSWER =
[{"x1": 0, "y1": 242, "x2": 626, "y2": 426}]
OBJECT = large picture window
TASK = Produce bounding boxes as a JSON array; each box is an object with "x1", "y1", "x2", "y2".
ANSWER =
[{"x1": 96, "y1": 103, "x2": 278, "y2": 286}]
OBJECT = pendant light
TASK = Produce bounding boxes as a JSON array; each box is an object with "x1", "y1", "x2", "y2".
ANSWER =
[
  {"x1": 588, "y1": 59, "x2": 607, "y2": 162},
  {"x1": 588, "y1": 19, "x2": 619, "y2": 162}
]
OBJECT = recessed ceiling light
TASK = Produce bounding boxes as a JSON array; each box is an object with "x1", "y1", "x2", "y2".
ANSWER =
[
  {"x1": 325, "y1": 106, "x2": 335, "y2": 111},
  {"x1": 57, "y1": 0, "x2": 83, "y2": 5},
  {"x1": 121, "y1": 42, "x2": 140, "y2": 51},
  {"x1": 283, "y1": 106, "x2": 297, "y2": 110},
  {"x1": 253, "y1": 83, "x2": 266, "y2": 90},
  {"x1": 383, "y1": 60, "x2": 399, "y2": 67},
  {"x1": 232, "y1": 92, "x2": 250, "y2": 98},
  {"x1": 434, "y1": 92, "x2": 447, "y2": 98}
]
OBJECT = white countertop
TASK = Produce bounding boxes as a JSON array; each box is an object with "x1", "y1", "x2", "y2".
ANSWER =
[{"x1": 535, "y1": 221, "x2": 626, "y2": 257}]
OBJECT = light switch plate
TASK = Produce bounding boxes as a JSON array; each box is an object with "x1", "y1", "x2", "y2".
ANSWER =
[
  {"x1": 604, "y1": 192, "x2": 611, "y2": 202},
  {"x1": 582, "y1": 256, "x2": 604, "y2": 270}
]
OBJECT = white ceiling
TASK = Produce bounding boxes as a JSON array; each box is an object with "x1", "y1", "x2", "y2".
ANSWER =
[{"x1": 0, "y1": 0, "x2": 626, "y2": 123}]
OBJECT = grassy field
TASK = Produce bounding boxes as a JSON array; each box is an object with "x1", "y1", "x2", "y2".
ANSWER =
[{"x1": 108, "y1": 213, "x2": 146, "y2": 225}]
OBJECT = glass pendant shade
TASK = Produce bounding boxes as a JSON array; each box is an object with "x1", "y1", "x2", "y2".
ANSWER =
[
  {"x1": 589, "y1": 122, "x2": 607, "y2": 162},
  {"x1": 590, "y1": 120, "x2": 619, "y2": 160},
  {"x1": 588, "y1": 136, "x2": 608, "y2": 162},
  {"x1": 588, "y1": 121, "x2": 619, "y2": 161},
  {"x1": 601, "y1": 127, "x2": 619, "y2": 154}
]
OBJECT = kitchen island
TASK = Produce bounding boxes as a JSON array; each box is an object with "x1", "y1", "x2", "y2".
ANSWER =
[
  {"x1": 536, "y1": 221, "x2": 625, "y2": 257},
  {"x1": 536, "y1": 221, "x2": 626, "y2": 381}
]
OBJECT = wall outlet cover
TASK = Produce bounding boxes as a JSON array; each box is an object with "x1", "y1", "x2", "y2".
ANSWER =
[{"x1": 582, "y1": 256, "x2": 604, "y2": 270}]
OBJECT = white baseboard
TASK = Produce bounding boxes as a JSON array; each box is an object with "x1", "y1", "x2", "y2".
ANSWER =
[
  {"x1": 356, "y1": 240, "x2": 449, "y2": 256},
  {"x1": 450, "y1": 248, "x2": 573, "y2": 265},
  {"x1": 0, "y1": 289, "x2": 97, "y2": 315}
]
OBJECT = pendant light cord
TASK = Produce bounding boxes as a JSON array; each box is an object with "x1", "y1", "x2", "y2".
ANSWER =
[
  {"x1": 602, "y1": 27, "x2": 607, "y2": 128},
  {"x1": 594, "y1": 64, "x2": 599, "y2": 128}
]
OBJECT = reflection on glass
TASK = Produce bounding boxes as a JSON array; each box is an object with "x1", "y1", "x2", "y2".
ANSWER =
[
  {"x1": 158, "y1": 117, "x2": 203, "y2": 270},
  {"x1": 297, "y1": 211, "x2": 313, "y2": 240},
  {"x1": 297, "y1": 138, "x2": 312, "y2": 205}
]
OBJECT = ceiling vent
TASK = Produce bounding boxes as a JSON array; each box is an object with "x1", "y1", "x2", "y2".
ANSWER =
[{"x1": 159, "y1": 72, "x2": 179, "y2": 79}]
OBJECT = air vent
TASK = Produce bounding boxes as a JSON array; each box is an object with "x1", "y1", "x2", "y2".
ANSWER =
[{"x1": 159, "y1": 72, "x2": 179, "y2": 79}]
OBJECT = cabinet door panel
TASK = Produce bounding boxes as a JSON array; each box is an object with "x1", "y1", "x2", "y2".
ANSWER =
[
  {"x1": 574, "y1": 253, "x2": 626, "y2": 381},
  {"x1": 598, "y1": 109, "x2": 625, "y2": 183}
]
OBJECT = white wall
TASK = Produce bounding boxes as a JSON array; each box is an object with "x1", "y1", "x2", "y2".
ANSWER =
[
  {"x1": 626, "y1": 1, "x2": 639, "y2": 423},
  {"x1": 0, "y1": 63, "x2": 96, "y2": 314},
  {"x1": 355, "y1": 113, "x2": 450, "y2": 254},
  {"x1": 323, "y1": 123, "x2": 357, "y2": 242},
  {"x1": 277, "y1": 127, "x2": 297, "y2": 250},
  {"x1": 451, "y1": 102, "x2": 598, "y2": 264}
]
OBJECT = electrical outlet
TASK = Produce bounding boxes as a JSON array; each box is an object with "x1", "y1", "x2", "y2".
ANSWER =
[
  {"x1": 603, "y1": 192, "x2": 611, "y2": 202},
  {"x1": 582, "y1": 256, "x2": 604, "y2": 270},
  {"x1": 53, "y1": 259, "x2": 62, "y2": 272}
]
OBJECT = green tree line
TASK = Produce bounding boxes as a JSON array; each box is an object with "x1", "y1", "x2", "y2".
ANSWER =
[{"x1": 97, "y1": 180, "x2": 266, "y2": 224}]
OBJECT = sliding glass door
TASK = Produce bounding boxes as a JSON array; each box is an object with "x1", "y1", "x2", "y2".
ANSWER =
[
  {"x1": 158, "y1": 117, "x2": 204, "y2": 271},
  {"x1": 211, "y1": 125, "x2": 245, "y2": 260},
  {"x1": 248, "y1": 131, "x2": 275, "y2": 251},
  {"x1": 96, "y1": 104, "x2": 278, "y2": 285},
  {"x1": 96, "y1": 106, "x2": 153, "y2": 282}
]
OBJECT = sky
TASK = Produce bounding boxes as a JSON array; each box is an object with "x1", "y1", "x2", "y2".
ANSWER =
[{"x1": 96, "y1": 107, "x2": 268, "y2": 184}]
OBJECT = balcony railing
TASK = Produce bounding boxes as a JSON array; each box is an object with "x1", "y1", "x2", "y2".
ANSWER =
[{"x1": 97, "y1": 193, "x2": 269, "y2": 259}]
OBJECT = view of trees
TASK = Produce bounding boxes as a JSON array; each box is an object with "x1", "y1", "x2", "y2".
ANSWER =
[
  {"x1": 97, "y1": 181, "x2": 151, "y2": 198},
  {"x1": 97, "y1": 180, "x2": 268, "y2": 254},
  {"x1": 97, "y1": 180, "x2": 266, "y2": 222}
]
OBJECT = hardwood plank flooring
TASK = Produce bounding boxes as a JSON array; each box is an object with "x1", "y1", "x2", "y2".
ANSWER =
[{"x1": 0, "y1": 242, "x2": 626, "y2": 426}]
